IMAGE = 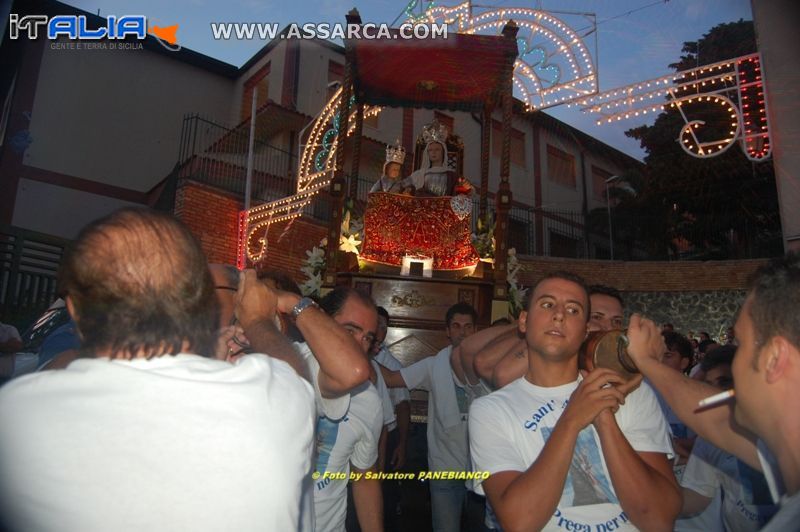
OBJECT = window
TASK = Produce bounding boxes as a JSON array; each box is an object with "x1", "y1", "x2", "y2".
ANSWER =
[
  {"x1": 491, "y1": 121, "x2": 526, "y2": 167},
  {"x1": 508, "y1": 217, "x2": 532, "y2": 255},
  {"x1": 549, "y1": 231, "x2": 579, "y2": 258},
  {"x1": 547, "y1": 145, "x2": 575, "y2": 188},
  {"x1": 592, "y1": 165, "x2": 613, "y2": 201},
  {"x1": 241, "y1": 62, "x2": 270, "y2": 122}
]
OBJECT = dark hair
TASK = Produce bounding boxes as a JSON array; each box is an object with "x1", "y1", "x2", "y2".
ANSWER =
[
  {"x1": 662, "y1": 331, "x2": 693, "y2": 360},
  {"x1": 698, "y1": 339, "x2": 719, "y2": 354},
  {"x1": 59, "y1": 207, "x2": 217, "y2": 358},
  {"x1": 376, "y1": 306, "x2": 390, "y2": 322},
  {"x1": 319, "y1": 286, "x2": 376, "y2": 318},
  {"x1": 491, "y1": 317, "x2": 512, "y2": 326},
  {"x1": 525, "y1": 271, "x2": 591, "y2": 321},
  {"x1": 700, "y1": 344, "x2": 736, "y2": 372},
  {"x1": 257, "y1": 268, "x2": 302, "y2": 296},
  {"x1": 445, "y1": 302, "x2": 478, "y2": 327},
  {"x1": 748, "y1": 252, "x2": 800, "y2": 351},
  {"x1": 588, "y1": 284, "x2": 623, "y2": 307}
]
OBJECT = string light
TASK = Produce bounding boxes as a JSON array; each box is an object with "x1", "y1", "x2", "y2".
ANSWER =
[{"x1": 421, "y1": 2, "x2": 597, "y2": 109}]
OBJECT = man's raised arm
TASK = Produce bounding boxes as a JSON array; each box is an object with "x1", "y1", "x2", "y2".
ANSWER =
[
  {"x1": 625, "y1": 314, "x2": 760, "y2": 469},
  {"x1": 459, "y1": 322, "x2": 518, "y2": 386},
  {"x1": 236, "y1": 270, "x2": 369, "y2": 397}
]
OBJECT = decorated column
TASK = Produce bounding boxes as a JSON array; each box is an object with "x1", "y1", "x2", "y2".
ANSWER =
[
  {"x1": 322, "y1": 9, "x2": 360, "y2": 288},
  {"x1": 492, "y1": 21, "x2": 518, "y2": 319}
]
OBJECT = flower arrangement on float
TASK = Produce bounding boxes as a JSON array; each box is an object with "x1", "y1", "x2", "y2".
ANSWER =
[
  {"x1": 507, "y1": 248, "x2": 528, "y2": 318},
  {"x1": 299, "y1": 201, "x2": 363, "y2": 298}
]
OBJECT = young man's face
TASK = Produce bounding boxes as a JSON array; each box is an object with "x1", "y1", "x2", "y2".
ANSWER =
[
  {"x1": 731, "y1": 296, "x2": 766, "y2": 431},
  {"x1": 661, "y1": 347, "x2": 690, "y2": 372},
  {"x1": 519, "y1": 278, "x2": 588, "y2": 362},
  {"x1": 704, "y1": 364, "x2": 734, "y2": 390},
  {"x1": 588, "y1": 293, "x2": 624, "y2": 332},
  {"x1": 446, "y1": 313, "x2": 475, "y2": 348},
  {"x1": 335, "y1": 296, "x2": 378, "y2": 355}
]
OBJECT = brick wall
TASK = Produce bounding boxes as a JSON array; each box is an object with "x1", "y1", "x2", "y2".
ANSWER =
[
  {"x1": 174, "y1": 180, "x2": 326, "y2": 282},
  {"x1": 250, "y1": 217, "x2": 327, "y2": 279},
  {"x1": 515, "y1": 255, "x2": 768, "y2": 292},
  {"x1": 174, "y1": 180, "x2": 243, "y2": 265},
  {"x1": 173, "y1": 181, "x2": 769, "y2": 295}
]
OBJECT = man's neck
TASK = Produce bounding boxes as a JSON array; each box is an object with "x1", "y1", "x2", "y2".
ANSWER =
[
  {"x1": 767, "y1": 422, "x2": 800, "y2": 496},
  {"x1": 525, "y1": 350, "x2": 579, "y2": 387}
]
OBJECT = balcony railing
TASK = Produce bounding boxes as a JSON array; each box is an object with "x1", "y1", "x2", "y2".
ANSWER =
[{"x1": 177, "y1": 114, "x2": 297, "y2": 201}]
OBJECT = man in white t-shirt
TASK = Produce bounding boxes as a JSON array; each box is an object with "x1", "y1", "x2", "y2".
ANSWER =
[
  {"x1": 469, "y1": 271, "x2": 680, "y2": 531},
  {"x1": 380, "y1": 302, "x2": 478, "y2": 532},
  {"x1": 233, "y1": 279, "x2": 380, "y2": 532},
  {"x1": 312, "y1": 287, "x2": 384, "y2": 532},
  {"x1": 0, "y1": 207, "x2": 316, "y2": 532},
  {"x1": 625, "y1": 253, "x2": 800, "y2": 530}
]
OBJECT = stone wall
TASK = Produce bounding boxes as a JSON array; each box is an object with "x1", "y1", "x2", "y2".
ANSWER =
[
  {"x1": 516, "y1": 255, "x2": 765, "y2": 340},
  {"x1": 623, "y1": 290, "x2": 746, "y2": 340}
]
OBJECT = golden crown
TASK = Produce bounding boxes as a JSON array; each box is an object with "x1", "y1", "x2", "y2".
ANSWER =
[
  {"x1": 421, "y1": 121, "x2": 448, "y2": 145},
  {"x1": 385, "y1": 140, "x2": 406, "y2": 165}
]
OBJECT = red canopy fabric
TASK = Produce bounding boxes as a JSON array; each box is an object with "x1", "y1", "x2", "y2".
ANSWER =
[{"x1": 350, "y1": 31, "x2": 518, "y2": 111}]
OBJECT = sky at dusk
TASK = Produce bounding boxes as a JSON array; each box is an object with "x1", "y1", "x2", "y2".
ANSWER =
[{"x1": 61, "y1": 0, "x2": 755, "y2": 159}]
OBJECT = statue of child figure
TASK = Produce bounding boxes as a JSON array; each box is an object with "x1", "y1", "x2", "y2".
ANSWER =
[{"x1": 370, "y1": 140, "x2": 406, "y2": 194}]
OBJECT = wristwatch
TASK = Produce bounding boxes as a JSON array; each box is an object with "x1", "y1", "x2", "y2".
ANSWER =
[{"x1": 291, "y1": 297, "x2": 319, "y2": 319}]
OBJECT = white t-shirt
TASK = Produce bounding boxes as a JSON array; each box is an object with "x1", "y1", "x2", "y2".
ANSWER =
[
  {"x1": 681, "y1": 437, "x2": 778, "y2": 531},
  {"x1": 0, "y1": 353, "x2": 315, "y2": 532},
  {"x1": 296, "y1": 341, "x2": 350, "y2": 420},
  {"x1": 469, "y1": 376, "x2": 673, "y2": 532},
  {"x1": 295, "y1": 341, "x2": 354, "y2": 532},
  {"x1": 312, "y1": 381, "x2": 383, "y2": 532},
  {"x1": 374, "y1": 345, "x2": 409, "y2": 431},
  {"x1": 401, "y1": 346, "x2": 470, "y2": 472}
]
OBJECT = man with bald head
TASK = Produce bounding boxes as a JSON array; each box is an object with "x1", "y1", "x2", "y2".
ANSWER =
[{"x1": 0, "y1": 207, "x2": 315, "y2": 531}]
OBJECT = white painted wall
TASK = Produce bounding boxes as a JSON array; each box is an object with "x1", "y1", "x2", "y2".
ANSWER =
[{"x1": 26, "y1": 40, "x2": 235, "y2": 192}]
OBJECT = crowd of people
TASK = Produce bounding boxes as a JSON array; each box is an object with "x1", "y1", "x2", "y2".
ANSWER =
[{"x1": 0, "y1": 206, "x2": 798, "y2": 531}]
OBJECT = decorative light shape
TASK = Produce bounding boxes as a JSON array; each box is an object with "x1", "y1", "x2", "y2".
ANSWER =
[{"x1": 576, "y1": 52, "x2": 770, "y2": 162}]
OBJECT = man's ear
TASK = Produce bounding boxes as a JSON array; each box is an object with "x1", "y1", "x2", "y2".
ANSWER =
[
  {"x1": 65, "y1": 296, "x2": 78, "y2": 321},
  {"x1": 65, "y1": 296, "x2": 84, "y2": 341},
  {"x1": 680, "y1": 356, "x2": 690, "y2": 371},
  {"x1": 765, "y1": 336, "x2": 794, "y2": 384},
  {"x1": 518, "y1": 311, "x2": 527, "y2": 334}
]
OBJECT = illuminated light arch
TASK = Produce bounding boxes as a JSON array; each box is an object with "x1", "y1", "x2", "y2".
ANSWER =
[
  {"x1": 415, "y1": 1, "x2": 598, "y2": 109},
  {"x1": 573, "y1": 52, "x2": 771, "y2": 162},
  {"x1": 242, "y1": 2, "x2": 599, "y2": 263}
]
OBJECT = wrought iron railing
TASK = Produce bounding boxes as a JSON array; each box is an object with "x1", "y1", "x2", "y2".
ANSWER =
[{"x1": 177, "y1": 114, "x2": 297, "y2": 201}]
